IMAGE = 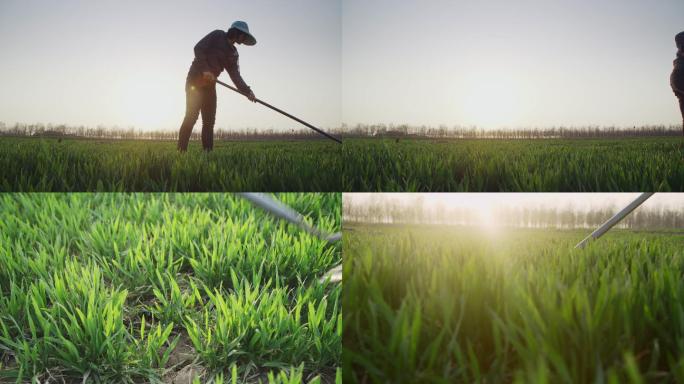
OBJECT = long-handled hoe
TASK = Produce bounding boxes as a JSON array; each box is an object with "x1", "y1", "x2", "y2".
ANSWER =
[
  {"x1": 575, "y1": 193, "x2": 654, "y2": 249},
  {"x1": 217, "y1": 80, "x2": 342, "y2": 144}
]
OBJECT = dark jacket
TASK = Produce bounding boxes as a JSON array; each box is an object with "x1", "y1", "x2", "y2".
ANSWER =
[
  {"x1": 674, "y1": 32, "x2": 684, "y2": 71},
  {"x1": 675, "y1": 50, "x2": 684, "y2": 69},
  {"x1": 672, "y1": 48, "x2": 684, "y2": 97},
  {"x1": 188, "y1": 30, "x2": 251, "y2": 93}
]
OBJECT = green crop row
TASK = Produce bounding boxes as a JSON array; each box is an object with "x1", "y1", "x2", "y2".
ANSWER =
[
  {"x1": 1, "y1": 137, "x2": 683, "y2": 191},
  {"x1": 342, "y1": 138, "x2": 684, "y2": 191},
  {"x1": 0, "y1": 138, "x2": 342, "y2": 192},
  {"x1": 0, "y1": 193, "x2": 341, "y2": 383},
  {"x1": 343, "y1": 224, "x2": 684, "y2": 383}
]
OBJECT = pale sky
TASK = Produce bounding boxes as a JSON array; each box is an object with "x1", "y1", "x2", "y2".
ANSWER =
[
  {"x1": 342, "y1": 0, "x2": 684, "y2": 129},
  {"x1": 0, "y1": 0, "x2": 341, "y2": 131},
  {"x1": 3, "y1": 1, "x2": 683, "y2": 133},
  {"x1": 346, "y1": 193, "x2": 684, "y2": 214}
]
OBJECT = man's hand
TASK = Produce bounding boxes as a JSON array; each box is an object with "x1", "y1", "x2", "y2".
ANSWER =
[
  {"x1": 246, "y1": 90, "x2": 256, "y2": 102},
  {"x1": 202, "y1": 71, "x2": 216, "y2": 83}
]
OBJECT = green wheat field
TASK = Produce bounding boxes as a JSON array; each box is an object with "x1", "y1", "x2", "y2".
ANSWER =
[
  {"x1": 343, "y1": 224, "x2": 684, "y2": 383},
  {"x1": 0, "y1": 193, "x2": 341, "y2": 383},
  {"x1": 2, "y1": 137, "x2": 684, "y2": 192},
  {"x1": 0, "y1": 138, "x2": 341, "y2": 192},
  {"x1": 342, "y1": 138, "x2": 684, "y2": 191}
]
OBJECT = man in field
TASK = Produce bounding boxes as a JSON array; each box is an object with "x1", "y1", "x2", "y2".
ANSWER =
[
  {"x1": 671, "y1": 31, "x2": 684, "y2": 136},
  {"x1": 177, "y1": 21, "x2": 257, "y2": 152}
]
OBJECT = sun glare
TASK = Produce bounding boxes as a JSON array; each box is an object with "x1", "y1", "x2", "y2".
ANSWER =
[
  {"x1": 474, "y1": 206, "x2": 503, "y2": 236},
  {"x1": 460, "y1": 73, "x2": 528, "y2": 128},
  {"x1": 118, "y1": 78, "x2": 182, "y2": 130}
]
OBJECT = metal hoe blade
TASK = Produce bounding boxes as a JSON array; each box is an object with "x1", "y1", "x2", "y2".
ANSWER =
[
  {"x1": 216, "y1": 79, "x2": 342, "y2": 144},
  {"x1": 319, "y1": 265, "x2": 342, "y2": 284}
]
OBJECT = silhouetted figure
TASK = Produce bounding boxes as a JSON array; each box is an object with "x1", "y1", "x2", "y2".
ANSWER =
[
  {"x1": 177, "y1": 21, "x2": 257, "y2": 152},
  {"x1": 672, "y1": 31, "x2": 684, "y2": 136}
]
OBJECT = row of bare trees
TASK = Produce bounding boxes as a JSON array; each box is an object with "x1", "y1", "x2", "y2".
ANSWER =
[
  {"x1": 345, "y1": 198, "x2": 684, "y2": 229},
  {"x1": 339, "y1": 123, "x2": 683, "y2": 139},
  {"x1": 1, "y1": 121, "x2": 681, "y2": 140},
  {"x1": 0, "y1": 122, "x2": 326, "y2": 141}
]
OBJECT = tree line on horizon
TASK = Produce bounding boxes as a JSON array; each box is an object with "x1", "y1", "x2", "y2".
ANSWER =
[
  {"x1": 0, "y1": 122, "x2": 324, "y2": 141},
  {"x1": 0, "y1": 121, "x2": 681, "y2": 140},
  {"x1": 340, "y1": 123, "x2": 682, "y2": 139},
  {"x1": 344, "y1": 198, "x2": 684, "y2": 230}
]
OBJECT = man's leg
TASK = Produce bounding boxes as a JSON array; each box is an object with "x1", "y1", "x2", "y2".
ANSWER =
[
  {"x1": 200, "y1": 84, "x2": 217, "y2": 151},
  {"x1": 678, "y1": 95, "x2": 684, "y2": 136},
  {"x1": 178, "y1": 82, "x2": 203, "y2": 152}
]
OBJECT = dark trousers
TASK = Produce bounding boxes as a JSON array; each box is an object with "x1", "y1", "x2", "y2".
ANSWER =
[
  {"x1": 678, "y1": 95, "x2": 684, "y2": 136},
  {"x1": 177, "y1": 79, "x2": 217, "y2": 151}
]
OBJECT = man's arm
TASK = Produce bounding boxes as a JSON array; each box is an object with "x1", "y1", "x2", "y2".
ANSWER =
[
  {"x1": 193, "y1": 30, "x2": 223, "y2": 74},
  {"x1": 226, "y1": 58, "x2": 255, "y2": 101}
]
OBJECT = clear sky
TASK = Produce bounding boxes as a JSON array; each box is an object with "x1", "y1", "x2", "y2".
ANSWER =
[
  {"x1": 342, "y1": 0, "x2": 684, "y2": 129},
  {"x1": 0, "y1": 0, "x2": 341, "y2": 131},
  {"x1": 3, "y1": 1, "x2": 683, "y2": 133}
]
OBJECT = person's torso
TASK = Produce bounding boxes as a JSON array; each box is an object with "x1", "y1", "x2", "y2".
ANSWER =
[
  {"x1": 672, "y1": 51, "x2": 684, "y2": 94},
  {"x1": 674, "y1": 49, "x2": 684, "y2": 69},
  {"x1": 189, "y1": 31, "x2": 239, "y2": 77}
]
